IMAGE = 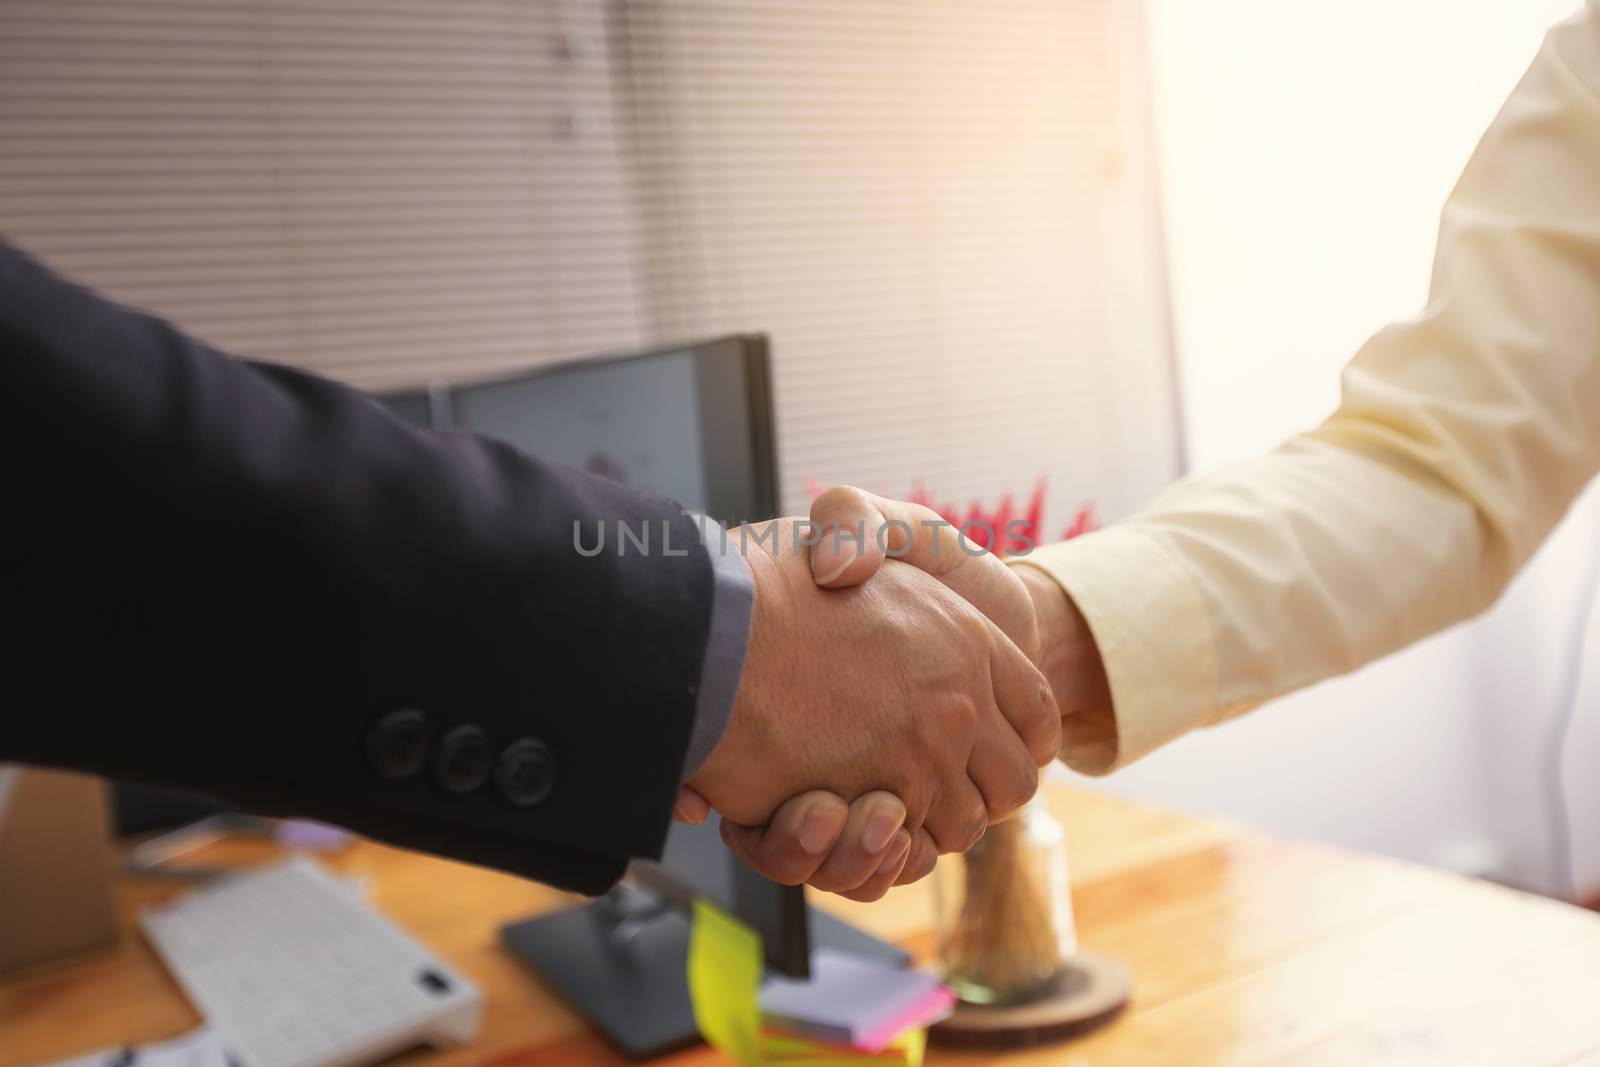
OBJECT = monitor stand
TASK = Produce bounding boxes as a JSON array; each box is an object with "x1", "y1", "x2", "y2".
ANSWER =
[{"x1": 500, "y1": 886, "x2": 910, "y2": 1061}]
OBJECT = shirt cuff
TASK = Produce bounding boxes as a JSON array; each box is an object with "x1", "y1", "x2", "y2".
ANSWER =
[
  {"x1": 682, "y1": 513, "x2": 754, "y2": 780},
  {"x1": 1010, "y1": 526, "x2": 1221, "y2": 774}
]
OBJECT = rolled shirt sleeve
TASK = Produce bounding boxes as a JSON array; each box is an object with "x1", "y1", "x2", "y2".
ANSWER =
[{"x1": 1021, "y1": 4, "x2": 1600, "y2": 774}]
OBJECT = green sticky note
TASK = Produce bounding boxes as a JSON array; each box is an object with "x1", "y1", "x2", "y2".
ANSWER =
[{"x1": 688, "y1": 898, "x2": 763, "y2": 1065}]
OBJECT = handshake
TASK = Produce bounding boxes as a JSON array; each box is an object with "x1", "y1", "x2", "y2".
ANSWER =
[{"x1": 678, "y1": 486, "x2": 1111, "y2": 902}]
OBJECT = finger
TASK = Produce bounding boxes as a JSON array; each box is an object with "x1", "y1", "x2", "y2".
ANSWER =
[
  {"x1": 923, "y1": 778, "x2": 989, "y2": 855},
  {"x1": 894, "y1": 828, "x2": 939, "y2": 885},
  {"x1": 809, "y1": 791, "x2": 908, "y2": 893},
  {"x1": 718, "y1": 792, "x2": 848, "y2": 886},
  {"x1": 965, "y1": 706, "x2": 1040, "y2": 822},
  {"x1": 808, "y1": 485, "x2": 889, "y2": 587},
  {"x1": 839, "y1": 829, "x2": 912, "y2": 903},
  {"x1": 987, "y1": 618, "x2": 1063, "y2": 767},
  {"x1": 673, "y1": 785, "x2": 710, "y2": 825},
  {"x1": 809, "y1": 487, "x2": 1038, "y2": 657},
  {"x1": 810, "y1": 486, "x2": 961, "y2": 590}
]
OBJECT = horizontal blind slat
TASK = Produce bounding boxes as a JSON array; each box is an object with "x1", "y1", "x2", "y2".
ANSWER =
[{"x1": 1, "y1": 0, "x2": 1178, "y2": 529}]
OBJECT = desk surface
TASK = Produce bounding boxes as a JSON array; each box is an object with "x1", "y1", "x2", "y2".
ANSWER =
[{"x1": 4, "y1": 785, "x2": 1599, "y2": 1067}]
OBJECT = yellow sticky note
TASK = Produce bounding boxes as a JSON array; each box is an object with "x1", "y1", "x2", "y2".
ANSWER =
[
  {"x1": 892, "y1": 1026, "x2": 927, "y2": 1067},
  {"x1": 688, "y1": 898, "x2": 763, "y2": 1065}
]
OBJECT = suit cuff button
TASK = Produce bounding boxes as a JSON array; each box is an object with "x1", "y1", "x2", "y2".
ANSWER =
[
  {"x1": 433, "y1": 724, "x2": 494, "y2": 794},
  {"x1": 494, "y1": 738, "x2": 555, "y2": 807},
  {"x1": 366, "y1": 708, "x2": 432, "y2": 780}
]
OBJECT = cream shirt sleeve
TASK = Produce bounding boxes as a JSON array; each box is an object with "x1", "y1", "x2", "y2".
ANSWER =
[{"x1": 1015, "y1": 4, "x2": 1600, "y2": 775}]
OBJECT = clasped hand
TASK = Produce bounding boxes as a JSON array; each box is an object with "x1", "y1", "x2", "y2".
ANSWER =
[{"x1": 679, "y1": 487, "x2": 1081, "y2": 902}]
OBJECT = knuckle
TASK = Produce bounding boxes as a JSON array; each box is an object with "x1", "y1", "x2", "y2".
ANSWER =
[
  {"x1": 940, "y1": 695, "x2": 980, "y2": 736},
  {"x1": 902, "y1": 791, "x2": 935, "y2": 834},
  {"x1": 900, "y1": 842, "x2": 938, "y2": 885},
  {"x1": 906, "y1": 504, "x2": 964, "y2": 571},
  {"x1": 727, "y1": 837, "x2": 797, "y2": 885},
  {"x1": 910, "y1": 503, "x2": 949, "y2": 542},
  {"x1": 846, "y1": 879, "x2": 892, "y2": 903},
  {"x1": 727, "y1": 827, "x2": 822, "y2": 887},
  {"x1": 812, "y1": 484, "x2": 870, "y2": 519},
  {"x1": 975, "y1": 756, "x2": 1035, "y2": 821},
  {"x1": 763, "y1": 852, "x2": 815, "y2": 886},
  {"x1": 809, "y1": 863, "x2": 865, "y2": 895},
  {"x1": 997, "y1": 760, "x2": 1039, "y2": 819},
  {"x1": 932, "y1": 800, "x2": 988, "y2": 854},
  {"x1": 957, "y1": 805, "x2": 988, "y2": 853},
  {"x1": 1025, "y1": 694, "x2": 1062, "y2": 762},
  {"x1": 807, "y1": 872, "x2": 845, "y2": 893}
]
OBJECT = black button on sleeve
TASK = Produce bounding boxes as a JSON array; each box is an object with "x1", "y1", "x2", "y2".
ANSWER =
[
  {"x1": 494, "y1": 738, "x2": 556, "y2": 807},
  {"x1": 433, "y1": 725, "x2": 494, "y2": 794},
  {"x1": 367, "y1": 708, "x2": 432, "y2": 780}
]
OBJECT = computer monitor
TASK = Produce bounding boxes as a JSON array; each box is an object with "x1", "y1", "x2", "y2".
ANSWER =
[
  {"x1": 376, "y1": 335, "x2": 778, "y2": 527},
  {"x1": 378, "y1": 336, "x2": 906, "y2": 1059}
]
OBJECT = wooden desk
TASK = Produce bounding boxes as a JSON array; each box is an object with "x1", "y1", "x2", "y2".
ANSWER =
[{"x1": 5, "y1": 785, "x2": 1600, "y2": 1067}]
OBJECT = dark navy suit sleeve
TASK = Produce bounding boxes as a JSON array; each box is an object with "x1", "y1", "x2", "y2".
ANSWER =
[{"x1": 0, "y1": 241, "x2": 714, "y2": 895}]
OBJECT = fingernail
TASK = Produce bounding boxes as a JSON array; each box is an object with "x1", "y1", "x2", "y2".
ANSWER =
[
  {"x1": 674, "y1": 802, "x2": 703, "y2": 825},
  {"x1": 799, "y1": 801, "x2": 845, "y2": 854},
  {"x1": 876, "y1": 829, "x2": 912, "y2": 876},
  {"x1": 862, "y1": 802, "x2": 905, "y2": 854},
  {"x1": 813, "y1": 541, "x2": 859, "y2": 585}
]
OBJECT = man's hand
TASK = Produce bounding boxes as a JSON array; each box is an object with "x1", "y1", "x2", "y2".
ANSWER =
[
  {"x1": 806, "y1": 485, "x2": 1110, "y2": 722},
  {"x1": 686, "y1": 517, "x2": 1061, "y2": 867},
  {"x1": 722, "y1": 790, "x2": 919, "y2": 902},
  {"x1": 807, "y1": 485, "x2": 1042, "y2": 658},
  {"x1": 672, "y1": 784, "x2": 923, "y2": 902},
  {"x1": 697, "y1": 488, "x2": 1113, "y2": 899}
]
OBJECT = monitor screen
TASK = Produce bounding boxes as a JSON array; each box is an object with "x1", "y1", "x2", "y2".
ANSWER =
[
  {"x1": 455, "y1": 350, "x2": 708, "y2": 513},
  {"x1": 374, "y1": 390, "x2": 431, "y2": 431},
  {"x1": 376, "y1": 335, "x2": 776, "y2": 526}
]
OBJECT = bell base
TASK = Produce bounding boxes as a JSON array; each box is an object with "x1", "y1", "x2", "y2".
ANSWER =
[{"x1": 928, "y1": 950, "x2": 1131, "y2": 1049}]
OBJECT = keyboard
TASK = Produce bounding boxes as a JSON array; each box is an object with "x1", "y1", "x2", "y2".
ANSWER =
[{"x1": 141, "y1": 857, "x2": 482, "y2": 1067}]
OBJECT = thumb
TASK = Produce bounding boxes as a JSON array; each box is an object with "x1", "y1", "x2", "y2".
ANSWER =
[
  {"x1": 672, "y1": 785, "x2": 711, "y2": 825},
  {"x1": 720, "y1": 792, "x2": 848, "y2": 886},
  {"x1": 808, "y1": 485, "x2": 1039, "y2": 657},
  {"x1": 808, "y1": 485, "x2": 890, "y2": 588}
]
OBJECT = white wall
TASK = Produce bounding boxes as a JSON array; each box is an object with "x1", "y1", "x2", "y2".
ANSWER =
[{"x1": 1068, "y1": 0, "x2": 1600, "y2": 901}]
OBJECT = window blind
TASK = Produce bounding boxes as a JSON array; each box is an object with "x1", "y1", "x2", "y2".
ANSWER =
[
  {"x1": 614, "y1": 0, "x2": 1183, "y2": 521},
  {"x1": 0, "y1": 0, "x2": 649, "y2": 388},
  {"x1": 2, "y1": 0, "x2": 1183, "y2": 527}
]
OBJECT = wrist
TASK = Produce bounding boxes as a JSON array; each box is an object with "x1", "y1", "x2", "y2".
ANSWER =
[
  {"x1": 687, "y1": 528, "x2": 772, "y2": 812},
  {"x1": 680, "y1": 513, "x2": 757, "y2": 780},
  {"x1": 1016, "y1": 565, "x2": 1111, "y2": 718}
]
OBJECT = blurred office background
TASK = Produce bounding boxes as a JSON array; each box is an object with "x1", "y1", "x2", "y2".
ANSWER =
[{"x1": 1, "y1": 0, "x2": 1594, "y2": 904}]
